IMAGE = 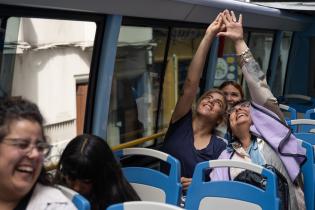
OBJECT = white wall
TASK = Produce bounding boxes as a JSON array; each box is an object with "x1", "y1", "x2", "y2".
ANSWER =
[
  {"x1": 12, "y1": 47, "x2": 92, "y2": 125},
  {"x1": 9, "y1": 18, "x2": 95, "y2": 162},
  {"x1": 17, "y1": 18, "x2": 96, "y2": 47}
]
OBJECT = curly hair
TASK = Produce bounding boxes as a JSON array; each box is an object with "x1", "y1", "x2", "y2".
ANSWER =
[{"x1": 0, "y1": 97, "x2": 49, "y2": 184}]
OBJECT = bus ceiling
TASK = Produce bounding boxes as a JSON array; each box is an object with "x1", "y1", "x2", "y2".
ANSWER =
[{"x1": 0, "y1": 0, "x2": 312, "y2": 31}]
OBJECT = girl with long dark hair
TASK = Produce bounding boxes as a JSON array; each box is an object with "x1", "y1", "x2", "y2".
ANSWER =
[{"x1": 55, "y1": 134, "x2": 140, "y2": 210}]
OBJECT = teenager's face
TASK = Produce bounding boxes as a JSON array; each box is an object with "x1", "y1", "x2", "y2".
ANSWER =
[
  {"x1": 197, "y1": 92, "x2": 225, "y2": 122},
  {"x1": 222, "y1": 84, "x2": 242, "y2": 109}
]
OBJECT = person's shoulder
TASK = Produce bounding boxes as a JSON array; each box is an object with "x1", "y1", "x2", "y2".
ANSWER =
[
  {"x1": 217, "y1": 148, "x2": 232, "y2": 159},
  {"x1": 170, "y1": 109, "x2": 193, "y2": 125},
  {"x1": 33, "y1": 183, "x2": 66, "y2": 198},
  {"x1": 164, "y1": 109, "x2": 193, "y2": 142},
  {"x1": 213, "y1": 135, "x2": 228, "y2": 146},
  {"x1": 27, "y1": 183, "x2": 78, "y2": 210}
]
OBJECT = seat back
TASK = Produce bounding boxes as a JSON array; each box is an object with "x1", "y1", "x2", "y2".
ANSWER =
[
  {"x1": 277, "y1": 94, "x2": 315, "y2": 114},
  {"x1": 115, "y1": 148, "x2": 181, "y2": 205},
  {"x1": 295, "y1": 132, "x2": 315, "y2": 145},
  {"x1": 56, "y1": 185, "x2": 91, "y2": 210},
  {"x1": 287, "y1": 119, "x2": 315, "y2": 133},
  {"x1": 279, "y1": 104, "x2": 297, "y2": 120},
  {"x1": 294, "y1": 138, "x2": 315, "y2": 210},
  {"x1": 107, "y1": 201, "x2": 184, "y2": 210},
  {"x1": 305, "y1": 108, "x2": 315, "y2": 119},
  {"x1": 279, "y1": 104, "x2": 297, "y2": 132},
  {"x1": 185, "y1": 160, "x2": 279, "y2": 210}
]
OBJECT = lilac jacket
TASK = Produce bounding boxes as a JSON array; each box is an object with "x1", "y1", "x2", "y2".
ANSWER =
[
  {"x1": 210, "y1": 101, "x2": 306, "y2": 182},
  {"x1": 250, "y1": 102, "x2": 306, "y2": 181}
]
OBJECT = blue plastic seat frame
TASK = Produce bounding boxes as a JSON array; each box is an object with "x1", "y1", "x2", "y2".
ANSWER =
[
  {"x1": 56, "y1": 185, "x2": 91, "y2": 210},
  {"x1": 115, "y1": 148, "x2": 181, "y2": 206},
  {"x1": 277, "y1": 94, "x2": 315, "y2": 114},
  {"x1": 185, "y1": 160, "x2": 280, "y2": 210},
  {"x1": 304, "y1": 108, "x2": 315, "y2": 132},
  {"x1": 279, "y1": 104, "x2": 297, "y2": 132},
  {"x1": 287, "y1": 119, "x2": 315, "y2": 133},
  {"x1": 294, "y1": 137, "x2": 315, "y2": 210},
  {"x1": 279, "y1": 103, "x2": 297, "y2": 120},
  {"x1": 305, "y1": 108, "x2": 315, "y2": 120}
]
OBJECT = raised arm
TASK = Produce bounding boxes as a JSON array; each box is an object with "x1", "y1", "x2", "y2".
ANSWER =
[
  {"x1": 171, "y1": 13, "x2": 224, "y2": 123},
  {"x1": 218, "y1": 10, "x2": 284, "y2": 121}
]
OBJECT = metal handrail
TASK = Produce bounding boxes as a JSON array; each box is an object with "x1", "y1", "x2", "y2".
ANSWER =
[{"x1": 112, "y1": 130, "x2": 166, "y2": 151}]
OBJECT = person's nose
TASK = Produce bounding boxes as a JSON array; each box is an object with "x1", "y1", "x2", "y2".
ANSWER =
[
  {"x1": 207, "y1": 98, "x2": 215, "y2": 103},
  {"x1": 235, "y1": 106, "x2": 243, "y2": 113},
  {"x1": 226, "y1": 94, "x2": 233, "y2": 102},
  {"x1": 26, "y1": 145, "x2": 41, "y2": 159}
]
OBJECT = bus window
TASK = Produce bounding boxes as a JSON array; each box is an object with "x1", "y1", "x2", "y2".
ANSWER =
[
  {"x1": 248, "y1": 32, "x2": 274, "y2": 74},
  {"x1": 213, "y1": 32, "x2": 249, "y2": 87},
  {"x1": 107, "y1": 25, "x2": 206, "y2": 147},
  {"x1": 107, "y1": 26, "x2": 168, "y2": 146},
  {"x1": 1, "y1": 17, "x2": 96, "y2": 163},
  {"x1": 163, "y1": 27, "x2": 205, "y2": 129},
  {"x1": 271, "y1": 31, "x2": 293, "y2": 97},
  {"x1": 242, "y1": 31, "x2": 274, "y2": 99}
]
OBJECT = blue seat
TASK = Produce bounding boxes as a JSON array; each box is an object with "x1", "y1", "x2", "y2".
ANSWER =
[
  {"x1": 305, "y1": 108, "x2": 315, "y2": 120},
  {"x1": 287, "y1": 119, "x2": 315, "y2": 133},
  {"x1": 294, "y1": 137, "x2": 315, "y2": 210},
  {"x1": 279, "y1": 103, "x2": 297, "y2": 120},
  {"x1": 107, "y1": 201, "x2": 184, "y2": 210},
  {"x1": 295, "y1": 132, "x2": 315, "y2": 145},
  {"x1": 185, "y1": 160, "x2": 280, "y2": 210},
  {"x1": 115, "y1": 148, "x2": 181, "y2": 205},
  {"x1": 56, "y1": 185, "x2": 91, "y2": 210},
  {"x1": 277, "y1": 94, "x2": 315, "y2": 114},
  {"x1": 279, "y1": 104, "x2": 297, "y2": 132}
]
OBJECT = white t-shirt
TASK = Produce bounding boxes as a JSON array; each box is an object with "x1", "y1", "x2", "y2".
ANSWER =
[{"x1": 26, "y1": 183, "x2": 78, "y2": 210}]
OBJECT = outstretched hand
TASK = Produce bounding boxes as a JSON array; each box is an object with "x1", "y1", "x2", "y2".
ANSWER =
[
  {"x1": 218, "y1": 10, "x2": 243, "y2": 42},
  {"x1": 206, "y1": 12, "x2": 225, "y2": 36}
]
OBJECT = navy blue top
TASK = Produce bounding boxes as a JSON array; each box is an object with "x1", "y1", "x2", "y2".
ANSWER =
[{"x1": 161, "y1": 110, "x2": 227, "y2": 178}]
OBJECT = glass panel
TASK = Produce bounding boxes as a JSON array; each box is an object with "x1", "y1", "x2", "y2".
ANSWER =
[
  {"x1": 107, "y1": 26, "x2": 168, "y2": 146},
  {"x1": 271, "y1": 31, "x2": 292, "y2": 97},
  {"x1": 2, "y1": 17, "x2": 96, "y2": 163},
  {"x1": 163, "y1": 27, "x2": 205, "y2": 126},
  {"x1": 248, "y1": 32, "x2": 273, "y2": 74},
  {"x1": 214, "y1": 32, "x2": 249, "y2": 87},
  {"x1": 107, "y1": 26, "x2": 206, "y2": 147},
  {"x1": 243, "y1": 31, "x2": 274, "y2": 99}
]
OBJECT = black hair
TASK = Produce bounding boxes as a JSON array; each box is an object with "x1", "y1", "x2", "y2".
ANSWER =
[
  {"x1": 0, "y1": 97, "x2": 49, "y2": 185},
  {"x1": 55, "y1": 134, "x2": 140, "y2": 210}
]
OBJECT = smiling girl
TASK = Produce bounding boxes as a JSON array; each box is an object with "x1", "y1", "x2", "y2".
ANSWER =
[
  {"x1": 161, "y1": 12, "x2": 228, "y2": 191},
  {"x1": 0, "y1": 97, "x2": 77, "y2": 210}
]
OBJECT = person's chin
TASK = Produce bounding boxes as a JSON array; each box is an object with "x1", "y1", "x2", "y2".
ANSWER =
[{"x1": 13, "y1": 173, "x2": 36, "y2": 191}]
